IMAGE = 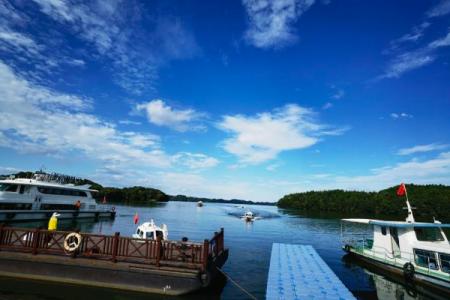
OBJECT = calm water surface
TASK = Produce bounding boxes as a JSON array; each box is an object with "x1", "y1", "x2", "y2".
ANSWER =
[{"x1": 0, "y1": 202, "x2": 444, "y2": 299}]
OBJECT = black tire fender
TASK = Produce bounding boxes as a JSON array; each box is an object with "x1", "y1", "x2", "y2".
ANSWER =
[{"x1": 403, "y1": 262, "x2": 415, "y2": 280}]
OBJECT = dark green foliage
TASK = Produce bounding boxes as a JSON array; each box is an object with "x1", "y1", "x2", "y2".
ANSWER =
[
  {"x1": 170, "y1": 195, "x2": 275, "y2": 206},
  {"x1": 277, "y1": 184, "x2": 450, "y2": 222},
  {"x1": 98, "y1": 186, "x2": 169, "y2": 204}
]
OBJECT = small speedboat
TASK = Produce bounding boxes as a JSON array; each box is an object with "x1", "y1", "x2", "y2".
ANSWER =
[
  {"x1": 242, "y1": 211, "x2": 255, "y2": 222},
  {"x1": 197, "y1": 201, "x2": 203, "y2": 207},
  {"x1": 133, "y1": 219, "x2": 168, "y2": 240}
]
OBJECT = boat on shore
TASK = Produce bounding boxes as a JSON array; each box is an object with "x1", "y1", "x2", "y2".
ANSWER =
[
  {"x1": 0, "y1": 173, "x2": 115, "y2": 222},
  {"x1": 0, "y1": 226, "x2": 228, "y2": 296},
  {"x1": 341, "y1": 184, "x2": 450, "y2": 295}
]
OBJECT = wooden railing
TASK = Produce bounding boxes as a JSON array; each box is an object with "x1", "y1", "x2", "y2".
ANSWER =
[{"x1": 0, "y1": 225, "x2": 225, "y2": 271}]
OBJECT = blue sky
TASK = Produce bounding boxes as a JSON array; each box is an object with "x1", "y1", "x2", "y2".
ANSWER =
[{"x1": 1, "y1": 0, "x2": 450, "y2": 202}]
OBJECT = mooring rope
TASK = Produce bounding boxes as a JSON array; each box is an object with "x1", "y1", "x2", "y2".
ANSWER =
[{"x1": 216, "y1": 267, "x2": 258, "y2": 300}]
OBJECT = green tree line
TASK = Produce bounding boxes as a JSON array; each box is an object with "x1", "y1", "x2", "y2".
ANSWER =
[{"x1": 277, "y1": 184, "x2": 450, "y2": 222}]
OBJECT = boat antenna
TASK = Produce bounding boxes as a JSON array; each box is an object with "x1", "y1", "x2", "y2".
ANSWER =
[{"x1": 404, "y1": 185, "x2": 415, "y2": 223}]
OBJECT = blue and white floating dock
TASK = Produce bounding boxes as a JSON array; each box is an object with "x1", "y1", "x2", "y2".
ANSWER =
[{"x1": 266, "y1": 244, "x2": 355, "y2": 300}]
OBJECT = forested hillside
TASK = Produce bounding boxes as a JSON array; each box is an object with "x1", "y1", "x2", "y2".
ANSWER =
[{"x1": 277, "y1": 184, "x2": 450, "y2": 222}]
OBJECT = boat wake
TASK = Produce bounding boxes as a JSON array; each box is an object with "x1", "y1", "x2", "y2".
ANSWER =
[{"x1": 226, "y1": 207, "x2": 279, "y2": 220}]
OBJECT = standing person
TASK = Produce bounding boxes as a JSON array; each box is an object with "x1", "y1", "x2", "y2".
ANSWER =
[
  {"x1": 47, "y1": 212, "x2": 60, "y2": 246},
  {"x1": 74, "y1": 200, "x2": 81, "y2": 216}
]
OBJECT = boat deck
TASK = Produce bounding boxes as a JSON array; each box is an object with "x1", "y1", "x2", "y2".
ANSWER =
[{"x1": 266, "y1": 243, "x2": 355, "y2": 300}]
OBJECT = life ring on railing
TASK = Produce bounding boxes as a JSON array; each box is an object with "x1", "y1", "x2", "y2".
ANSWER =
[
  {"x1": 111, "y1": 206, "x2": 116, "y2": 212},
  {"x1": 64, "y1": 232, "x2": 82, "y2": 252},
  {"x1": 403, "y1": 262, "x2": 415, "y2": 280}
]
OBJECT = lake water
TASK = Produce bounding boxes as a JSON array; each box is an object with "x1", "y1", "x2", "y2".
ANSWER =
[{"x1": 0, "y1": 202, "x2": 444, "y2": 299}]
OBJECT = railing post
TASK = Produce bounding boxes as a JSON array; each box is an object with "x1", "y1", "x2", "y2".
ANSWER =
[
  {"x1": 213, "y1": 231, "x2": 218, "y2": 256},
  {"x1": 156, "y1": 236, "x2": 162, "y2": 267},
  {"x1": 220, "y1": 228, "x2": 224, "y2": 252},
  {"x1": 202, "y1": 239, "x2": 209, "y2": 272},
  {"x1": 111, "y1": 232, "x2": 120, "y2": 263},
  {"x1": 32, "y1": 228, "x2": 40, "y2": 255},
  {"x1": 0, "y1": 224, "x2": 4, "y2": 250}
]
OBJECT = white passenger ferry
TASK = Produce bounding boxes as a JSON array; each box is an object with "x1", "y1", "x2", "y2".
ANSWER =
[
  {"x1": 341, "y1": 185, "x2": 450, "y2": 294},
  {"x1": 0, "y1": 173, "x2": 115, "y2": 222}
]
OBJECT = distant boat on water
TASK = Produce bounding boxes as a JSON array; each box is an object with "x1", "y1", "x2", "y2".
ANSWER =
[{"x1": 197, "y1": 201, "x2": 203, "y2": 207}]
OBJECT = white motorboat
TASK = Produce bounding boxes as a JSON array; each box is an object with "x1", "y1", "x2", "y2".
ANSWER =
[
  {"x1": 242, "y1": 211, "x2": 255, "y2": 222},
  {"x1": 341, "y1": 184, "x2": 450, "y2": 293},
  {"x1": 0, "y1": 172, "x2": 115, "y2": 222},
  {"x1": 197, "y1": 201, "x2": 203, "y2": 207},
  {"x1": 133, "y1": 219, "x2": 168, "y2": 240}
]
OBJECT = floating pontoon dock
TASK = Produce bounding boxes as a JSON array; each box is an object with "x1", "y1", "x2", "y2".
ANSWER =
[{"x1": 266, "y1": 244, "x2": 355, "y2": 300}]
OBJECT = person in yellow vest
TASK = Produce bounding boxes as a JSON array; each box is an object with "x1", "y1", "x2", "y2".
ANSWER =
[{"x1": 48, "y1": 212, "x2": 60, "y2": 231}]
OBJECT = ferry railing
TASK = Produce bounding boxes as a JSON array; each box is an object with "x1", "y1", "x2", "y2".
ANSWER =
[{"x1": 0, "y1": 226, "x2": 223, "y2": 271}]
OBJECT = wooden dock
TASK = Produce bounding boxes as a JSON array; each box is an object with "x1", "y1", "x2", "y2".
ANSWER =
[
  {"x1": 0, "y1": 226, "x2": 228, "y2": 295},
  {"x1": 266, "y1": 243, "x2": 355, "y2": 300}
]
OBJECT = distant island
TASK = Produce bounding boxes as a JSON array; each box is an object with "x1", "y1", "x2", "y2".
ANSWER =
[
  {"x1": 1, "y1": 171, "x2": 273, "y2": 206},
  {"x1": 170, "y1": 194, "x2": 275, "y2": 206},
  {"x1": 277, "y1": 184, "x2": 450, "y2": 222}
]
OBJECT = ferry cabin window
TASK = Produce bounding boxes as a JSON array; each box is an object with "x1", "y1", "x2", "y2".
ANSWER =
[
  {"x1": 37, "y1": 187, "x2": 87, "y2": 197},
  {"x1": 156, "y1": 230, "x2": 164, "y2": 239},
  {"x1": 18, "y1": 185, "x2": 30, "y2": 194},
  {"x1": 146, "y1": 232, "x2": 154, "y2": 239},
  {"x1": 414, "y1": 227, "x2": 445, "y2": 241},
  {"x1": 381, "y1": 226, "x2": 387, "y2": 235},
  {"x1": 414, "y1": 249, "x2": 439, "y2": 270},
  {"x1": 0, "y1": 184, "x2": 19, "y2": 192},
  {"x1": 439, "y1": 253, "x2": 450, "y2": 273}
]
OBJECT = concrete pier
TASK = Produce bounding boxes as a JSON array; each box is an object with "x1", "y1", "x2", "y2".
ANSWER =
[{"x1": 266, "y1": 243, "x2": 355, "y2": 300}]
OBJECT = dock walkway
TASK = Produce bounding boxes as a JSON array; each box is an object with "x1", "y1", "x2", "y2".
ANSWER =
[{"x1": 266, "y1": 243, "x2": 355, "y2": 300}]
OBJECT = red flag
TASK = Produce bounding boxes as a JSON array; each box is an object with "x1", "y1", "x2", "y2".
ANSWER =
[
  {"x1": 397, "y1": 183, "x2": 406, "y2": 196},
  {"x1": 102, "y1": 196, "x2": 107, "y2": 204},
  {"x1": 133, "y1": 212, "x2": 139, "y2": 224}
]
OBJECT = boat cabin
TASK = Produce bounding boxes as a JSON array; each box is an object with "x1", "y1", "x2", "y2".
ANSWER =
[{"x1": 133, "y1": 219, "x2": 168, "y2": 241}]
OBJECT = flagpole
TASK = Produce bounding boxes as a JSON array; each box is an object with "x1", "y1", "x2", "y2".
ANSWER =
[{"x1": 404, "y1": 184, "x2": 415, "y2": 223}]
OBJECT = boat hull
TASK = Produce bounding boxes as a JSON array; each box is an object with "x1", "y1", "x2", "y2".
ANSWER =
[
  {"x1": 0, "y1": 210, "x2": 115, "y2": 222},
  {"x1": 0, "y1": 249, "x2": 228, "y2": 296},
  {"x1": 345, "y1": 248, "x2": 450, "y2": 296}
]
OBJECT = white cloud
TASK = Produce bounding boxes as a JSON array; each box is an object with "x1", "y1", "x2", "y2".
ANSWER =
[
  {"x1": 172, "y1": 152, "x2": 219, "y2": 169},
  {"x1": 388, "y1": 22, "x2": 430, "y2": 51},
  {"x1": 322, "y1": 102, "x2": 333, "y2": 110},
  {"x1": 242, "y1": 0, "x2": 315, "y2": 49},
  {"x1": 119, "y1": 120, "x2": 141, "y2": 125},
  {"x1": 136, "y1": 99, "x2": 205, "y2": 132},
  {"x1": 382, "y1": 50, "x2": 435, "y2": 79},
  {"x1": 426, "y1": 0, "x2": 450, "y2": 18},
  {"x1": 331, "y1": 89, "x2": 344, "y2": 100},
  {"x1": 390, "y1": 112, "x2": 413, "y2": 119},
  {"x1": 0, "y1": 60, "x2": 171, "y2": 168},
  {"x1": 1, "y1": 0, "x2": 199, "y2": 94},
  {"x1": 330, "y1": 152, "x2": 450, "y2": 191},
  {"x1": 218, "y1": 104, "x2": 346, "y2": 164},
  {"x1": 397, "y1": 143, "x2": 449, "y2": 156},
  {"x1": 380, "y1": 4, "x2": 450, "y2": 79}
]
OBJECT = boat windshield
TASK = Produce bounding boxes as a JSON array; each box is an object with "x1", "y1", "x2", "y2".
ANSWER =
[
  {"x1": 156, "y1": 230, "x2": 164, "y2": 239},
  {"x1": 414, "y1": 227, "x2": 445, "y2": 242},
  {"x1": 146, "y1": 231, "x2": 154, "y2": 239},
  {"x1": 0, "y1": 183, "x2": 18, "y2": 192}
]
